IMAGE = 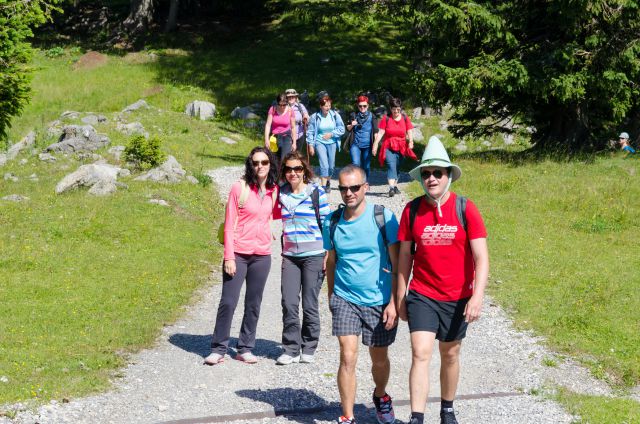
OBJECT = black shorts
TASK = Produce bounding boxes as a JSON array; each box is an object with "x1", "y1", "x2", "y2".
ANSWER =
[{"x1": 406, "y1": 290, "x2": 469, "y2": 342}]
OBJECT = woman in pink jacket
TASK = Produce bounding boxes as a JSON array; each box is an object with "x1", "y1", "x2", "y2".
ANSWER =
[{"x1": 205, "y1": 146, "x2": 279, "y2": 365}]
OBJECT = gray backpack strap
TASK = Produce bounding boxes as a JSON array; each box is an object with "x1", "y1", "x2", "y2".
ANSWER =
[
  {"x1": 409, "y1": 196, "x2": 423, "y2": 255},
  {"x1": 374, "y1": 204, "x2": 392, "y2": 273},
  {"x1": 311, "y1": 187, "x2": 322, "y2": 230},
  {"x1": 456, "y1": 195, "x2": 467, "y2": 231}
]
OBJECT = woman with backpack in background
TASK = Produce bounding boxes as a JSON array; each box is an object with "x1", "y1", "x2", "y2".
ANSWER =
[
  {"x1": 265, "y1": 92, "x2": 297, "y2": 163},
  {"x1": 345, "y1": 95, "x2": 378, "y2": 181},
  {"x1": 306, "y1": 93, "x2": 345, "y2": 193},
  {"x1": 276, "y1": 151, "x2": 331, "y2": 365},
  {"x1": 372, "y1": 97, "x2": 417, "y2": 197},
  {"x1": 205, "y1": 146, "x2": 280, "y2": 366},
  {"x1": 285, "y1": 89, "x2": 310, "y2": 154}
]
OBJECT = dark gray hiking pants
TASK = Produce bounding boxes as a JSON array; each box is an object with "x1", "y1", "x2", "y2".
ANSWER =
[
  {"x1": 280, "y1": 254, "x2": 325, "y2": 356},
  {"x1": 211, "y1": 253, "x2": 271, "y2": 355}
]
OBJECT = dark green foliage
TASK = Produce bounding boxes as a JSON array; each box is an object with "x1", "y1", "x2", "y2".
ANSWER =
[
  {"x1": 0, "y1": 0, "x2": 58, "y2": 141},
  {"x1": 124, "y1": 135, "x2": 166, "y2": 169},
  {"x1": 404, "y1": 1, "x2": 640, "y2": 151}
]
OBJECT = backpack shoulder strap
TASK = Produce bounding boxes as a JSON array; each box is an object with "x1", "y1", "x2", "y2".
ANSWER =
[
  {"x1": 311, "y1": 187, "x2": 322, "y2": 230},
  {"x1": 456, "y1": 195, "x2": 467, "y2": 232},
  {"x1": 238, "y1": 180, "x2": 250, "y2": 208},
  {"x1": 329, "y1": 204, "x2": 345, "y2": 250},
  {"x1": 409, "y1": 196, "x2": 423, "y2": 254},
  {"x1": 374, "y1": 204, "x2": 392, "y2": 273}
]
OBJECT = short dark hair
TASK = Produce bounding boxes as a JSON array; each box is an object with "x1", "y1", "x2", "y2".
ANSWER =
[
  {"x1": 389, "y1": 97, "x2": 402, "y2": 109},
  {"x1": 243, "y1": 146, "x2": 278, "y2": 189},
  {"x1": 339, "y1": 164, "x2": 366, "y2": 182},
  {"x1": 276, "y1": 92, "x2": 287, "y2": 105},
  {"x1": 280, "y1": 151, "x2": 314, "y2": 183}
]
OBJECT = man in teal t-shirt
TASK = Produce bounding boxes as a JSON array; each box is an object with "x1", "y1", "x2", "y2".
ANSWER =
[{"x1": 322, "y1": 165, "x2": 399, "y2": 424}]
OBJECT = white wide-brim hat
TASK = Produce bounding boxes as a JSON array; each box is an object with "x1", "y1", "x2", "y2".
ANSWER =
[{"x1": 409, "y1": 136, "x2": 462, "y2": 182}]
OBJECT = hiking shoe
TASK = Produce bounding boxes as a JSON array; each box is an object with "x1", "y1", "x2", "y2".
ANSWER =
[
  {"x1": 203, "y1": 352, "x2": 224, "y2": 365},
  {"x1": 440, "y1": 408, "x2": 458, "y2": 424},
  {"x1": 393, "y1": 186, "x2": 401, "y2": 195},
  {"x1": 388, "y1": 187, "x2": 395, "y2": 197},
  {"x1": 235, "y1": 352, "x2": 258, "y2": 364},
  {"x1": 300, "y1": 353, "x2": 315, "y2": 363},
  {"x1": 408, "y1": 414, "x2": 424, "y2": 424},
  {"x1": 276, "y1": 353, "x2": 300, "y2": 365},
  {"x1": 337, "y1": 416, "x2": 356, "y2": 424},
  {"x1": 372, "y1": 392, "x2": 395, "y2": 424}
]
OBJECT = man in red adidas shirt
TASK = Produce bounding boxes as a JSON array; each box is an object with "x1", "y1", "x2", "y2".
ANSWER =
[{"x1": 397, "y1": 136, "x2": 489, "y2": 424}]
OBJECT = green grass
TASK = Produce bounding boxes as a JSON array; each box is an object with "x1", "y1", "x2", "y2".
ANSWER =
[{"x1": 555, "y1": 388, "x2": 640, "y2": 424}]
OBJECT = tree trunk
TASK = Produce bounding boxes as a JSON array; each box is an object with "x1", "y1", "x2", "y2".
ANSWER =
[
  {"x1": 164, "y1": 0, "x2": 179, "y2": 33},
  {"x1": 123, "y1": 0, "x2": 154, "y2": 33}
]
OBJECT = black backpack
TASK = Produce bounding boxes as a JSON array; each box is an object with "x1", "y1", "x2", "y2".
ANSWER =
[{"x1": 408, "y1": 195, "x2": 467, "y2": 254}]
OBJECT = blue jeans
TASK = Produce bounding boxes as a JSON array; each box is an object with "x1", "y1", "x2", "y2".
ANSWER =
[
  {"x1": 350, "y1": 144, "x2": 371, "y2": 180},
  {"x1": 384, "y1": 149, "x2": 402, "y2": 181},
  {"x1": 315, "y1": 142, "x2": 337, "y2": 178}
]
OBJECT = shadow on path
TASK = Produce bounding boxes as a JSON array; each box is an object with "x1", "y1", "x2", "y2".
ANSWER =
[{"x1": 169, "y1": 333, "x2": 281, "y2": 359}]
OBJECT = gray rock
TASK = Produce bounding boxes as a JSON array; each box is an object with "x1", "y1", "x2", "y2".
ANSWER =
[
  {"x1": 81, "y1": 114, "x2": 108, "y2": 126},
  {"x1": 46, "y1": 125, "x2": 110, "y2": 153},
  {"x1": 219, "y1": 136, "x2": 237, "y2": 145},
  {"x1": 60, "y1": 111, "x2": 80, "y2": 120},
  {"x1": 0, "y1": 376, "x2": 8, "y2": 383},
  {"x1": 503, "y1": 133, "x2": 515, "y2": 145},
  {"x1": 186, "y1": 175, "x2": 199, "y2": 184},
  {"x1": 76, "y1": 152, "x2": 103, "y2": 162},
  {"x1": 7, "y1": 131, "x2": 36, "y2": 160},
  {"x1": 55, "y1": 163, "x2": 121, "y2": 195},
  {"x1": 231, "y1": 106, "x2": 259, "y2": 120},
  {"x1": 28, "y1": 173, "x2": 38, "y2": 181},
  {"x1": 149, "y1": 199, "x2": 169, "y2": 207},
  {"x1": 412, "y1": 107, "x2": 422, "y2": 120},
  {"x1": 412, "y1": 127, "x2": 424, "y2": 142},
  {"x1": 122, "y1": 99, "x2": 149, "y2": 113},
  {"x1": 0, "y1": 154, "x2": 6, "y2": 167},
  {"x1": 108, "y1": 145, "x2": 126, "y2": 161},
  {"x1": 134, "y1": 155, "x2": 186, "y2": 183},
  {"x1": 439, "y1": 120, "x2": 449, "y2": 130},
  {"x1": 116, "y1": 122, "x2": 148, "y2": 137},
  {"x1": 47, "y1": 120, "x2": 64, "y2": 139},
  {"x1": 455, "y1": 143, "x2": 468, "y2": 152},
  {"x1": 1, "y1": 194, "x2": 29, "y2": 202},
  {"x1": 185, "y1": 101, "x2": 216, "y2": 120},
  {"x1": 482, "y1": 140, "x2": 492, "y2": 147},
  {"x1": 88, "y1": 179, "x2": 117, "y2": 196},
  {"x1": 4, "y1": 173, "x2": 18, "y2": 182},
  {"x1": 118, "y1": 168, "x2": 131, "y2": 178},
  {"x1": 243, "y1": 120, "x2": 260, "y2": 129},
  {"x1": 39, "y1": 152, "x2": 57, "y2": 162}
]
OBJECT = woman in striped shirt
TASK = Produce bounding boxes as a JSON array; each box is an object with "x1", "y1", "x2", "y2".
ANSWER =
[{"x1": 276, "y1": 151, "x2": 331, "y2": 365}]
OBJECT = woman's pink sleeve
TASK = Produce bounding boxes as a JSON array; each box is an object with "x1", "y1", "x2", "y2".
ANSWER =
[{"x1": 223, "y1": 183, "x2": 240, "y2": 260}]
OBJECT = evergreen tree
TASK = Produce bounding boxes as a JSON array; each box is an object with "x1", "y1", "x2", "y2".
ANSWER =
[{"x1": 405, "y1": 1, "x2": 640, "y2": 151}]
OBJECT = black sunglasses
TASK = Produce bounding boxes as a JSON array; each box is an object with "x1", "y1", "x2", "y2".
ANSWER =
[
  {"x1": 421, "y1": 170, "x2": 445, "y2": 179},
  {"x1": 252, "y1": 160, "x2": 270, "y2": 166},
  {"x1": 358, "y1": 104, "x2": 368, "y2": 108},
  {"x1": 284, "y1": 165, "x2": 304, "y2": 173},
  {"x1": 338, "y1": 184, "x2": 364, "y2": 193},
  {"x1": 278, "y1": 102, "x2": 287, "y2": 106}
]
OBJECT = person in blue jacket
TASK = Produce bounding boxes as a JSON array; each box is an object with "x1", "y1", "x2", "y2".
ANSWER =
[
  {"x1": 306, "y1": 93, "x2": 345, "y2": 193},
  {"x1": 619, "y1": 132, "x2": 636, "y2": 154}
]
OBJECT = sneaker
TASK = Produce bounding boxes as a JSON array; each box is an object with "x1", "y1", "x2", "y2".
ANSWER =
[
  {"x1": 388, "y1": 187, "x2": 395, "y2": 197},
  {"x1": 372, "y1": 392, "x2": 396, "y2": 424},
  {"x1": 300, "y1": 353, "x2": 315, "y2": 363},
  {"x1": 440, "y1": 408, "x2": 458, "y2": 424},
  {"x1": 408, "y1": 415, "x2": 423, "y2": 424},
  {"x1": 393, "y1": 186, "x2": 401, "y2": 195},
  {"x1": 235, "y1": 352, "x2": 258, "y2": 364},
  {"x1": 203, "y1": 352, "x2": 224, "y2": 365},
  {"x1": 276, "y1": 353, "x2": 300, "y2": 365},
  {"x1": 337, "y1": 416, "x2": 356, "y2": 424}
]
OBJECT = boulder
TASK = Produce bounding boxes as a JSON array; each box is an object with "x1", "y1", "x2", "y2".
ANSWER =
[
  {"x1": 116, "y1": 122, "x2": 148, "y2": 137},
  {"x1": 108, "y1": 145, "x2": 126, "y2": 161},
  {"x1": 412, "y1": 127, "x2": 424, "y2": 142},
  {"x1": 4, "y1": 173, "x2": 18, "y2": 182},
  {"x1": 122, "y1": 99, "x2": 149, "y2": 113},
  {"x1": 0, "y1": 154, "x2": 6, "y2": 167},
  {"x1": 2, "y1": 194, "x2": 29, "y2": 202},
  {"x1": 503, "y1": 133, "x2": 515, "y2": 145},
  {"x1": 39, "y1": 152, "x2": 57, "y2": 162},
  {"x1": 7, "y1": 131, "x2": 36, "y2": 160},
  {"x1": 149, "y1": 199, "x2": 169, "y2": 206},
  {"x1": 47, "y1": 120, "x2": 65, "y2": 139},
  {"x1": 185, "y1": 101, "x2": 216, "y2": 120},
  {"x1": 45, "y1": 125, "x2": 110, "y2": 153},
  {"x1": 186, "y1": 175, "x2": 199, "y2": 184},
  {"x1": 55, "y1": 163, "x2": 121, "y2": 195},
  {"x1": 81, "y1": 114, "x2": 108, "y2": 125},
  {"x1": 219, "y1": 136, "x2": 237, "y2": 145},
  {"x1": 134, "y1": 155, "x2": 186, "y2": 183},
  {"x1": 231, "y1": 106, "x2": 259, "y2": 120}
]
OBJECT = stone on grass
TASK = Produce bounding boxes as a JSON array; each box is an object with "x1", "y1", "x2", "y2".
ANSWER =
[
  {"x1": 503, "y1": 133, "x2": 515, "y2": 145},
  {"x1": 0, "y1": 154, "x2": 6, "y2": 167},
  {"x1": 186, "y1": 175, "x2": 199, "y2": 184},
  {"x1": 231, "y1": 106, "x2": 259, "y2": 120},
  {"x1": 60, "y1": 111, "x2": 80, "y2": 120},
  {"x1": 46, "y1": 125, "x2": 110, "y2": 153},
  {"x1": 0, "y1": 376, "x2": 8, "y2": 383},
  {"x1": 122, "y1": 99, "x2": 149, "y2": 113},
  {"x1": 412, "y1": 127, "x2": 424, "y2": 142},
  {"x1": 108, "y1": 145, "x2": 126, "y2": 161},
  {"x1": 412, "y1": 107, "x2": 422, "y2": 120},
  {"x1": 482, "y1": 140, "x2": 492, "y2": 147},
  {"x1": 39, "y1": 153, "x2": 57, "y2": 162},
  {"x1": 185, "y1": 101, "x2": 216, "y2": 120},
  {"x1": 219, "y1": 136, "x2": 237, "y2": 145},
  {"x1": 134, "y1": 155, "x2": 186, "y2": 183},
  {"x1": 116, "y1": 122, "x2": 148, "y2": 137},
  {"x1": 2, "y1": 195, "x2": 29, "y2": 202},
  {"x1": 4, "y1": 173, "x2": 18, "y2": 182},
  {"x1": 455, "y1": 142, "x2": 468, "y2": 152},
  {"x1": 7, "y1": 131, "x2": 36, "y2": 160},
  {"x1": 149, "y1": 199, "x2": 169, "y2": 207},
  {"x1": 55, "y1": 163, "x2": 121, "y2": 195},
  {"x1": 81, "y1": 114, "x2": 108, "y2": 126},
  {"x1": 47, "y1": 120, "x2": 65, "y2": 139}
]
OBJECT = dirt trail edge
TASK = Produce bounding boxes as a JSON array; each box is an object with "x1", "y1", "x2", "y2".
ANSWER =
[{"x1": 2, "y1": 166, "x2": 611, "y2": 424}]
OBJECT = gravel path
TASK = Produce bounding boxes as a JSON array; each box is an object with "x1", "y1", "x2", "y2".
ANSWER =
[{"x1": 2, "y1": 166, "x2": 613, "y2": 424}]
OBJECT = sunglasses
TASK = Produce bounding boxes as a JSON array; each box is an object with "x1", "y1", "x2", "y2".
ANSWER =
[
  {"x1": 252, "y1": 160, "x2": 270, "y2": 167},
  {"x1": 338, "y1": 184, "x2": 364, "y2": 193},
  {"x1": 278, "y1": 103, "x2": 287, "y2": 106},
  {"x1": 284, "y1": 165, "x2": 304, "y2": 173},
  {"x1": 358, "y1": 104, "x2": 368, "y2": 108},
  {"x1": 421, "y1": 170, "x2": 445, "y2": 179}
]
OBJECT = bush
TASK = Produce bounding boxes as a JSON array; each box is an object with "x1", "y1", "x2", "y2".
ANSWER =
[{"x1": 124, "y1": 135, "x2": 166, "y2": 169}]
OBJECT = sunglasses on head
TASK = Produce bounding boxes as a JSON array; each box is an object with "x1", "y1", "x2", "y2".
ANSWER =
[
  {"x1": 284, "y1": 165, "x2": 304, "y2": 173},
  {"x1": 421, "y1": 170, "x2": 445, "y2": 179},
  {"x1": 338, "y1": 184, "x2": 364, "y2": 193},
  {"x1": 252, "y1": 160, "x2": 270, "y2": 167}
]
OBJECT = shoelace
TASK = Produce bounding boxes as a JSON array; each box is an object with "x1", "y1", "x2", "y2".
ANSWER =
[{"x1": 377, "y1": 395, "x2": 393, "y2": 413}]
